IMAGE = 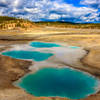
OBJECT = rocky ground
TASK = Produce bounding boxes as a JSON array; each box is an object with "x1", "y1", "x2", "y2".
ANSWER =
[{"x1": 0, "y1": 29, "x2": 100, "y2": 100}]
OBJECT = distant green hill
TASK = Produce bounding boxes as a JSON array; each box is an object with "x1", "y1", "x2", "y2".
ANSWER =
[
  {"x1": 35, "y1": 21, "x2": 100, "y2": 29},
  {"x1": 0, "y1": 16, "x2": 100, "y2": 29},
  {"x1": 0, "y1": 16, "x2": 39, "y2": 30}
]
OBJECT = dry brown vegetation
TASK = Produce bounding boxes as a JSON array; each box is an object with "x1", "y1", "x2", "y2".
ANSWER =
[{"x1": 0, "y1": 16, "x2": 39, "y2": 30}]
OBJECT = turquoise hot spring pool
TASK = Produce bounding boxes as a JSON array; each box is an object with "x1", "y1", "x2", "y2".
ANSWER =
[
  {"x1": 1, "y1": 41, "x2": 100, "y2": 99},
  {"x1": 30, "y1": 41, "x2": 61, "y2": 48},
  {"x1": 15, "y1": 67, "x2": 100, "y2": 99}
]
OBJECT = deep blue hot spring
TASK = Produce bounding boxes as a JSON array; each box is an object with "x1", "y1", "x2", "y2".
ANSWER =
[{"x1": 15, "y1": 67, "x2": 100, "y2": 99}]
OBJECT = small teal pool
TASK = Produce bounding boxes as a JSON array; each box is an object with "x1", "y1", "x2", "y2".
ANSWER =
[
  {"x1": 30, "y1": 41, "x2": 61, "y2": 48},
  {"x1": 69, "y1": 46, "x2": 80, "y2": 49},
  {"x1": 2, "y1": 50, "x2": 54, "y2": 61},
  {"x1": 15, "y1": 67, "x2": 100, "y2": 99}
]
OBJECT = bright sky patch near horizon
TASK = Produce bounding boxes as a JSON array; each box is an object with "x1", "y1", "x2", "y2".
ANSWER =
[{"x1": 0, "y1": 0, "x2": 100, "y2": 23}]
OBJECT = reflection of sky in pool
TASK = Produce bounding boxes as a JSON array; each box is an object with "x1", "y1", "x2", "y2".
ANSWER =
[
  {"x1": 30, "y1": 41, "x2": 61, "y2": 48},
  {"x1": 16, "y1": 67, "x2": 100, "y2": 99},
  {"x1": 1, "y1": 41, "x2": 100, "y2": 99},
  {"x1": 2, "y1": 50, "x2": 54, "y2": 61}
]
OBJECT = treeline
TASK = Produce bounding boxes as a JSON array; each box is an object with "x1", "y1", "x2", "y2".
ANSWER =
[
  {"x1": 35, "y1": 22, "x2": 100, "y2": 29},
  {"x1": 0, "y1": 16, "x2": 100, "y2": 29},
  {"x1": 0, "y1": 16, "x2": 17, "y2": 23}
]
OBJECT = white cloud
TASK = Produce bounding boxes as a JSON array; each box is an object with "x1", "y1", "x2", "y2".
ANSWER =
[
  {"x1": 80, "y1": 0, "x2": 100, "y2": 9},
  {"x1": 0, "y1": 0, "x2": 99, "y2": 23},
  {"x1": 48, "y1": 14, "x2": 61, "y2": 19},
  {"x1": 0, "y1": 8, "x2": 4, "y2": 15}
]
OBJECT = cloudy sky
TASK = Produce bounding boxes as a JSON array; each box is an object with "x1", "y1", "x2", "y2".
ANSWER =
[{"x1": 0, "y1": 0, "x2": 100, "y2": 23}]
